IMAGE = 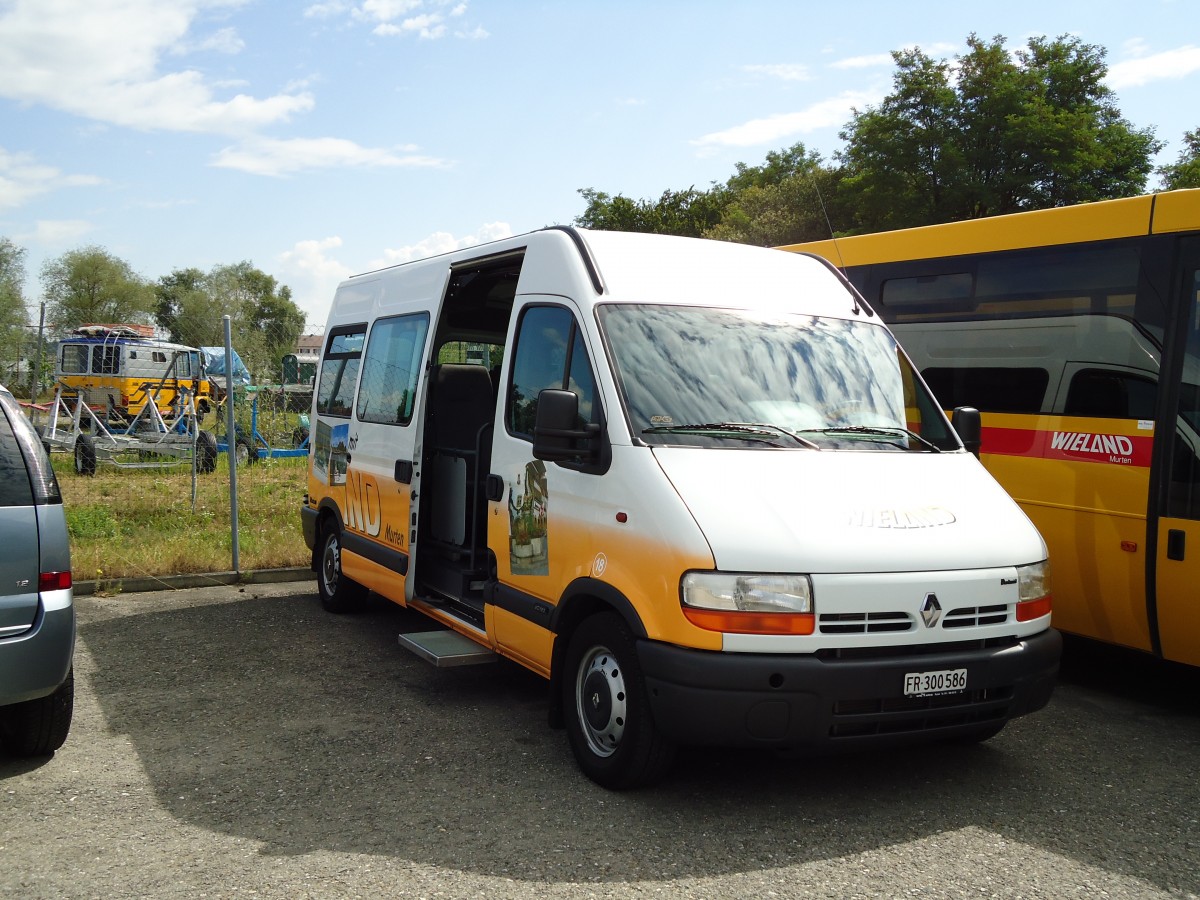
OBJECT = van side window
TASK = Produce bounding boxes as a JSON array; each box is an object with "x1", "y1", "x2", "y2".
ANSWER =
[
  {"x1": 508, "y1": 306, "x2": 598, "y2": 439},
  {"x1": 356, "y1": 313, "x2": 429, "y2": 426},
  {"x1": 92, "y1": 345, "x2": 120, "y2": 375},
  {"x1": 316, "y1": 325, "x2": 366, "y2": 417},
  {"x1": 61, "y1": 345, "x2": 88, "y2": 374}
]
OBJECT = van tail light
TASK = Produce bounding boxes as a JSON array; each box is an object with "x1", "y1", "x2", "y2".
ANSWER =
[{"x1": 39, "y1": 571, "x2": 73, "y2": 592}]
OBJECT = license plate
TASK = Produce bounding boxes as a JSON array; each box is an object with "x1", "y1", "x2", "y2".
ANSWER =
[{"x1": 904, "y1": 667, "x2": 968, "y2": 697}]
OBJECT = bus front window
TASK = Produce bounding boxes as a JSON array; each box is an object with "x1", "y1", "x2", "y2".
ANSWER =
[{"x1": 598, "y1": 304, "x2": 957, "y2": 452}]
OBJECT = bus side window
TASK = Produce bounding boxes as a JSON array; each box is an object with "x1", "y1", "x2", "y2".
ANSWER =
[{"x1": 1063, "y1": 369, "x2": 1156, "y2": 419}]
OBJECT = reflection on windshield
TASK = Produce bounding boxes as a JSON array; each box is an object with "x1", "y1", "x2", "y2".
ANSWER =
[{"x1": 599, "y1": 305, "x2": 955, "y2": 450}]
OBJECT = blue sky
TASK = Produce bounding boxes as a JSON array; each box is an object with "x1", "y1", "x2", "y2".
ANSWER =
[{"x1": 2, "y1": 0, "x2": 1198, "y2": 331}]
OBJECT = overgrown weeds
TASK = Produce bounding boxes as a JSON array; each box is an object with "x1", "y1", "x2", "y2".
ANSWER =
[{"x1": 56, "y1": 454, "x2": 310, "y2": 580}]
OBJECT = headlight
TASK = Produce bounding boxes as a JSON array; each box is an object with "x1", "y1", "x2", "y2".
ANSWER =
[
  {"x1": 681, "y1": 573, "x2": 815, "y2": 635},
  {"x1": 1015, "y1": 560, "x2": 1052, "y2": 622}
]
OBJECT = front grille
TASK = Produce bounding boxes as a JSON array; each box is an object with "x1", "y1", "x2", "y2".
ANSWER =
[
  {"x1": 819, "y1": 611, "x2": 912, "y2": 634},
  {"x1": 830, "y1": 685, "x2": 1014, "y2": 737},
  {"x1": 944, "y1": 604, "x2": 1009, "y2": 628},
  {"x1": 814, "y1": 635, "x2": 1019, "y2": 661}
]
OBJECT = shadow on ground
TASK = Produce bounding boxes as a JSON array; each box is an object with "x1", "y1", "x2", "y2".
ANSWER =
[{"x1": 69, "y1": 591, "x2": 1200, "y2": 890}]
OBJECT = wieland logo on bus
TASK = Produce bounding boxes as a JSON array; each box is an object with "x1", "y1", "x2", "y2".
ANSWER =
[{"x1": 1050, "y1": 431, "x2": 1136, "y2": 465}]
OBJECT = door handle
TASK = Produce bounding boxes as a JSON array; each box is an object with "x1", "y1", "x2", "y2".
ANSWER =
[{"x1": 1167, "y1": 529, "x2": 1186, "y2": 561}]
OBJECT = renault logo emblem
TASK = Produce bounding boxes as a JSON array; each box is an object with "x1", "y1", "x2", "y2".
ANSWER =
[{"x1": 920, "y1": 593, "x2": 942, "y2": 628}]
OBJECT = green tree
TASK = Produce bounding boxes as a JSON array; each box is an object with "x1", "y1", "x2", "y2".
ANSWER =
[
  {"x1": 575, "y1": 186, "x2": 724, "y2": 237},
  {"x1": 0, "y1": 238, "x2": 30, "y2": 383},
  {"x1": 706, "y1": 144, "x2": 849, "y2": 246},
  {"x1": 575, "y1": 142, "x2": 848, "y2": 246},
  {"x1": 839, "y1": 34, "x2": 1162, "y2": 231},
  {"x1": 156, "y1": 262, "x2": 303, "y2": 382},
  {"x1": 40, "y1": 246, "x2": 155, "y2": 335},
  {"x1": 1158, "y1": 129, "x2": 1200, "y2": 189}
]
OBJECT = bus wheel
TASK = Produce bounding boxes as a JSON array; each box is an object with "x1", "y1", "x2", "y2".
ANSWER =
[
  {"x1": 196, "y1": 431, "x2": 218, "y2": 473},
  {"x1": 563, "y1": 612, "x2": 674, "y2": 789},
  {"x1": 317, "y1": 525, "x2": 367, "y2": 613},
  {"x1": 73, "y1": 434, "x2": 96, "y2": 476}
]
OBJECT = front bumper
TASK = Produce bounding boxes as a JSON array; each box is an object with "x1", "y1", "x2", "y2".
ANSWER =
[{"x1": 639, "y1": 628, "x2": 1061, "y2": 751}]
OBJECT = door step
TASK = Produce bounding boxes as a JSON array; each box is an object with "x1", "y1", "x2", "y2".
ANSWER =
[{"x1": 398, "y1": 630, "x2": 497, "y2": 667}]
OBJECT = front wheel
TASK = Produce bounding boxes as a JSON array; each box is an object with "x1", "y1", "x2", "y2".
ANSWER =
[
  {"x1": 317, "y1": 525, "x2": 368, "y2": 613},
  {"x1": 195, "y1": 431, "x2": 218, "y2": 473},
  {"x1": 562, "y1": 612, "x2": 674, "y2": 789}
]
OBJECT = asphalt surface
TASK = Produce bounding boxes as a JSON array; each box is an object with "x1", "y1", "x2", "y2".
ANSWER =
[{"x1": 2, "y1": 580, "x2": 1198, "y2": 899}]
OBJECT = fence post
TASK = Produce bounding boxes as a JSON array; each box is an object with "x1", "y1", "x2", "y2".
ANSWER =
[{"x1": 224, "y1": 315, "x2": 240, "y2": 573}]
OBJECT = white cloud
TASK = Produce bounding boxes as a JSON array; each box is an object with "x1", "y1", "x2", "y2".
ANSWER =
[
  {"x1": 830, "y1": 53, "x2": 894, "y2": 70},
  {"x1": 0, "y1": 0, "x2": 312, "y2": 135},
  {"x1": 278, "y1": 223, "x2": 514, "y2": 328},
  {"x1": 210, "y1": 137, "x2": 449, "y2": 176},
  {"x1": 278, "y1": 236, "x2": 354, "y2": 328},
  {"x1": 743, "y1": 64, "x2": 810, "y2": 81},
  {"x1": 370, "y1": 222, "x2": 513, "y2": 269},
  {"x1": 691, "y1": 91, "x2": 877, "y2": 153},
  {"x1": 28, "y1": 219, "x2": 94, "y2": 245},
  {"x1": 0, "y1": 148, "x2": 103, "y2": 209},
  {"x1": 1107, "y1": 45, "x2": 1200, "y2": 89},
  {"x1": 315, "y1": 0, "x2": 484, "y2": 40}
]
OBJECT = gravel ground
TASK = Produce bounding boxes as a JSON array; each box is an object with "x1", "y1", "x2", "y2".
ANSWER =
[{"x1": 2, "y1": 580, "x2": 1198, "y2": 899}]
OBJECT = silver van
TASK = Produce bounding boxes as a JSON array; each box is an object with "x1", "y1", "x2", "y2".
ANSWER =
[{"x1": 0, "y1": 383, "x2": 74, "y2": 756}]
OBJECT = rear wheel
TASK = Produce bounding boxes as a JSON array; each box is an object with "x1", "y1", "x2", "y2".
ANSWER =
[
  {"x1": 196, "y1": 431, "x2": 218, "y2": 473},
  {"x1": 563, "y1": 612, "x2": 674, "y2": 789},
  {"x1": 317, "y1": 524, "x2": 368, "y2": 613},
  {"x1": 235, "y1": 436, "x2": 258, "y2": 466},
  {"x1": 73, "y1": 434, "x2": 96, "y2": 476},
  {"x1": 0, "y1": 669, "x2": 74, "y2": 757}
]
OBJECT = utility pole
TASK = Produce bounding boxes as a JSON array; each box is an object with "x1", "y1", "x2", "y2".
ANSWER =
[{"x1": 29, "y1": 303, "x2": 45, "y2": 401}]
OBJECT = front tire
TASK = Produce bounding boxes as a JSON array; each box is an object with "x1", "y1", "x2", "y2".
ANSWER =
[
  {"x1": 0, "y1": 669, "x2": 74, "y2": 757},
  {"x1": 317, "y1": 525, "x2": 368, "y2": 613},
  {"x1": 563, "y1": 612, "x2": 674, "y2": 789},
  {"x1": 195, "y1": 431, "x2": 218, "y2": 473}
]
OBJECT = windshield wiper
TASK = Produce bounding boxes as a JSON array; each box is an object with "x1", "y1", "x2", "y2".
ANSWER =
[
  {"x1": 643, "y1": 422, "x2": 820, "y2": 449},
  {"x1": 801, "y1": 425, "x2": 942, "y2": 452}
]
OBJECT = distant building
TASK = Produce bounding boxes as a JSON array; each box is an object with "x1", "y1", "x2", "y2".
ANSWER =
[{"x1": 296, "y1": 334, "x2": 322, "y2": 368}]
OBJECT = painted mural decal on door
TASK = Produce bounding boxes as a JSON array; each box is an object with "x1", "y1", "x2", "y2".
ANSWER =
[{"x1": 509, "y1": 459, "x2": 549, "y2": 575}]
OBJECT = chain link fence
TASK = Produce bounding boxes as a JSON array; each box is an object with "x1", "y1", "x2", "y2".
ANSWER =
[{"x1": 11, "y1": 313, "x2": 321, "y2": 585}]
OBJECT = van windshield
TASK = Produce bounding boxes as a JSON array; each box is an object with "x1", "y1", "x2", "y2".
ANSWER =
[{"x1": 598, "y1": 304, "x2": 958, "y2": 451}]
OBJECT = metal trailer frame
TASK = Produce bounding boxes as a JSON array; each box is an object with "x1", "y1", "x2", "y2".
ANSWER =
[{"x1": 38, "y1": 381, "x2": 216, "y2": 476}]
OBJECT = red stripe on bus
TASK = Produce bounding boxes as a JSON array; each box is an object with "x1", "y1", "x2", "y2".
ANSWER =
[{"x1": 982, "y1": 426, "x2": 1152, "y2": 468}]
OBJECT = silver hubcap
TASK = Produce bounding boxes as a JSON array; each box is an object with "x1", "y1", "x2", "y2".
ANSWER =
[
  {"x1": 322, "y1": 536, "x2": 340, "y2": 593},
  {"x1": 575, "y1": 645, "x2": 626, "y2": 758}
]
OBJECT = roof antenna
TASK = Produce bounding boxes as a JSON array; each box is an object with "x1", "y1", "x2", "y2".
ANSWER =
[{"x1": 812, "y1": 176, "x2": 870, "y2": 317}]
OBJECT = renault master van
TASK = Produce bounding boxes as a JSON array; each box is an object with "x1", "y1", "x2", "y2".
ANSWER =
[{"x1": 301, "y1": 228, "x2": 1060, "y2": 788}]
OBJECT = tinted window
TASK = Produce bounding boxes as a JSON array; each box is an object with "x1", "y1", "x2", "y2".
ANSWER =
[
  {"x1": 922, "y1": 367, "x2": 1050, "y2": 414},
  {"x1": 1064, "y1": 369, "x2": 1157, "y2": 420},
  {"x1": 0, "y1": 392, "x2": 60, "y2": 507},
  {"x1": 92, "y1": 345, "x2": 120, "y2": 375}
]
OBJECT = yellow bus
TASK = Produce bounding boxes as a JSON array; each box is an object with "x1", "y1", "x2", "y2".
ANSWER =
[{"x1": 782, "y1": 189, "x2": 1200, "y2": 667}]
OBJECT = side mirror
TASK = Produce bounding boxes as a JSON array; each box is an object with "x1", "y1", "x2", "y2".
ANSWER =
[
  {"x1": 533, "y1": 389, "x2": 601, "y2": 462},
  {"x1": 951, "y1": 406, "x2": 982, "y2": 458}
]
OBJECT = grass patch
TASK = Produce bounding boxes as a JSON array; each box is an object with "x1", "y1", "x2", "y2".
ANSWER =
[{"x1": 57, "y1": 454, "x2": 311, "y2": 580}]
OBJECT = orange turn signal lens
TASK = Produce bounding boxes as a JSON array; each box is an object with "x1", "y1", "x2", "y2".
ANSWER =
[
  {"x1": 683, "y1": 607, "x2": 816, "y2": 635},
  {"x1": 1016, "y1": 595, "x2": 1052, "y2": 622}
]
